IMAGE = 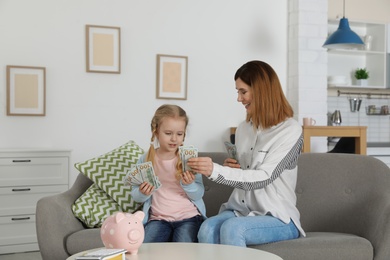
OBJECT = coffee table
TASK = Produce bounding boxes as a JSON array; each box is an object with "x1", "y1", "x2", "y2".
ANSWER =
[{"x1": 67, "y1": 242, "x2": 283, "y2": 260}]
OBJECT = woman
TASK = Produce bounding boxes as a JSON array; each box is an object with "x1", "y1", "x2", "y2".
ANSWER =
[{"x1": 187, "y1": 60, "x2": 305, "y2": 247}]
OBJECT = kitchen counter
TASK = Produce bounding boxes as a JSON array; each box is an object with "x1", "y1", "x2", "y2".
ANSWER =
[
  {"x1": 367, "y1": 142, "x2": 390, "y2": 147},
  {"x1": 327, "y1": 141, "x2": 390, "y2": 168},
  {"x1": 367, "y1": 143, "x2": 390, "y2": 156}
]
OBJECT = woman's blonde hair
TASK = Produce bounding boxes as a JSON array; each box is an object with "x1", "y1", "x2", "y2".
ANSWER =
[
  {"x1": 146, "y1": 104, "x2": 189, "y2": 180},
  {"x1": 234, "y1": 60, "x2": 293, "y2": 129}
]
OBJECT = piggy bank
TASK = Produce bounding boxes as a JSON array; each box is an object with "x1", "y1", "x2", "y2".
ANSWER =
[{"x1": 100, "y1": 211, "x2": 145, "y2": 255}]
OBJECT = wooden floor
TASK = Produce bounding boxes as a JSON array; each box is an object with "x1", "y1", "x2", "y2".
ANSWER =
[{"x1": 0, "y1": 251, "x2": 42, "y2": 260}]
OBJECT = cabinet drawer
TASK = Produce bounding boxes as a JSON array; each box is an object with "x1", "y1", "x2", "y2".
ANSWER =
[
  {"x1": 0, "y1": 157, "x2": 68, "y2": 186},
  {"x1": 0, "y1": 214, "x2": 37, "y2": 247},
  {"x1": 0, "y1": 185, "x2": 68, "y2": 216}
]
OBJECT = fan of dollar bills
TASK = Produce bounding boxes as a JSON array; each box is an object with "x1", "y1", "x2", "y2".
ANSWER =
[
  {"x1": 224, "y1": 141, "x2": 238, "y2": 161},
  {"x1": 123, "y1": 161, "x2": 161, "y2": 189},
  {"x1": 179, "y1": 145, "x2": 198, "y2": 173},
  {"x1": 123, "y1": 145, "x2": 199, "y2": 188}
]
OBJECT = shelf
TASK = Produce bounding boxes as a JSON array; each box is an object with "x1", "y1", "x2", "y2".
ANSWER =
[
  {"x1": 328, "y1": 19, "x2": 387, "y2": 52},
  {"x1": 366, "y1": 113, "x2": 389, "y2": 116},
  {"x1": 327, "y1": 19, "x2": 388, "y2": 90},
  {"x1": 333, "y1": 89, "x2": 390, "y2": 98},
  {"x1": 365, "y1": 106, "x2": 389, "y2": 115}
]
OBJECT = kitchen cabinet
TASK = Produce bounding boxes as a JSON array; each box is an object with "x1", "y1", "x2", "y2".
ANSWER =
[
  {"x1": 367, "y1": 146, "x2": 390, "y2": 168},
  {"x1": 373, "y1": 156, "x2": 390, "y2": 167},
  {"x1": 327, "y1": 19, "x2": 388, "y2": 89},
  {"x1": 0, "y1": 149, "x2": 70, "y2": 254}
]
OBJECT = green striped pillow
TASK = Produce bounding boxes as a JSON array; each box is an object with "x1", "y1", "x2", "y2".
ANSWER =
[
  {"x1": 72, "y1": 141, "x2": 144, "y2": 227},
  {"x1": 72, "y1": 184, "x2": 123, "y2": 228}
]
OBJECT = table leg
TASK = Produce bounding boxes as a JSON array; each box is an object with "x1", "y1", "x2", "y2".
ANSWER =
[{"x1": 303, "y1": 131, "x2": 311, "y2": 153}]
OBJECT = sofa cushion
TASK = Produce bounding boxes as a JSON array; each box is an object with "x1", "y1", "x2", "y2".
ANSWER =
[
  {"x1": 74, "y1": 140, "x2": 144, "y2": 212},
  {"x1": 251, "y1": 232, "x2": 373, "y2": 260},
  {"x1": 72, "y1": 184, "x2": 123, "y2": 228}
]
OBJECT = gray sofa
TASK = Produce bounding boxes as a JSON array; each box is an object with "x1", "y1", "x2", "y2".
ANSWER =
[{"x1": 36, "y1": 152, "x2": 390, "y2": 260}]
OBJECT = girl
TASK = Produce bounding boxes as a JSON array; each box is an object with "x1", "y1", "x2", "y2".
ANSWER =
[
  {"x1": 188, "y1": 60, "x2": 306, "y2": 247},
  {"x1": 130, "y1": 104, "x2": 205, "y2": 243}
]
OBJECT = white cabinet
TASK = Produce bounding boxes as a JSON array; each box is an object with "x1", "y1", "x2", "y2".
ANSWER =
[
  {"x1": 0, "y1": 149, "x2": 70, "y2": 254},
  {"x1": 367, "y1": 146, "x2": 390, "y2": 168},
  {"x1": 372, "y1": 156, "x2": 390, "y2": 168},
  {"x1": 327, "y1": 19, "x2": 388, "y2": 89}
]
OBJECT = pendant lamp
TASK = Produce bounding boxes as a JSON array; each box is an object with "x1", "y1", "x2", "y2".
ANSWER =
[{"x1": 323, "y1": 0, "x2": 364, "y2": 49}]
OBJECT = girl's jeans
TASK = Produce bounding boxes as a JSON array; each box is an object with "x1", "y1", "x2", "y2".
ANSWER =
[
  {"x1": 144, "y1": 215, "x2": 203, "y2": 242},
  {"x1": 197, "y1": 210, "x2": 299, "y2": 247}
]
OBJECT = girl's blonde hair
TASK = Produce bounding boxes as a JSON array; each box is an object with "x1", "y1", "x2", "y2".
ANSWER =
[
  {"x1": 234, "y1": 60, "x2": 293, "y2": 129},
  {"x1": 146, "y1": 104, "x2": 189, "y2": 180}
]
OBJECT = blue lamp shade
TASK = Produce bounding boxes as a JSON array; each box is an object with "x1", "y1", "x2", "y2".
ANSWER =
[{"x1": 323, "y1": 18, "x2": 364, "y2": 49}]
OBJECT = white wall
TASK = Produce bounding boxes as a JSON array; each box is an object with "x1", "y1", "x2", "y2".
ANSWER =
[
  {"x1": 0, "y1": 0, "x2": 288, "y2": 184},
  {"x1": 288, "y1": 0, "x2": 329, "y2": 153}
]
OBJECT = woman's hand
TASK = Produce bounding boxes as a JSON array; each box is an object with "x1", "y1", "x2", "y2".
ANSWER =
[
  {"x1": 139, "y1": 182, "x2": 155, "y2": 195},
  {"x1": 223, "y1": 158, "x2": 241, "y2": 168},
  {"x1": 181, "y1": 171, "x2": 195, "y2": 185},
  {"x1": 187, "y1": 157, "x2": 214, "y2": 177}
]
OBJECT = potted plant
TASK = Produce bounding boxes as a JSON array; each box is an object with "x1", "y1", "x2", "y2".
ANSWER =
[{"x1": 354, "y1": 68, "x2": 369, "y2": 86}]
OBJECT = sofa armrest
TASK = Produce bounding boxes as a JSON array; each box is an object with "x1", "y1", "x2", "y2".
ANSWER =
[
  {"x1": 364, "y1": 193, "x2": 390, "y2": 260},
  {"x1": 36, "y1": 173, "x2": 92, "y2": 260}
]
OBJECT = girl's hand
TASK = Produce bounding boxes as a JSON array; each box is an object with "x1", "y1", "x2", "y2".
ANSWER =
[
  {"x1": 139, "y1": 182, "x2": 155, "y2": 195},
  {"x1": 187, "y1": 157, "x2": 213, "y2": 177},
  {"x1": 181, "y1": 171, "x2": 195, "y2": 185},
  {"x1": 223, "y1": 158, "x2": 241, "y2": 168}
]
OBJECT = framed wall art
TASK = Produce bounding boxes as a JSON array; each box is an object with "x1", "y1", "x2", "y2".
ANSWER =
[
  {"x1": 6, "y1": 65, "x2": 46, "y2": 116},
  {"x1": 86, "y1": 25, "x2": 121, "y2": 74},
  {"x1": 156, "y1": 54, "x2": 188, "y2": 100}
]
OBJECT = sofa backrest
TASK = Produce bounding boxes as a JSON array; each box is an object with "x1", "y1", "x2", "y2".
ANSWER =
[
  {"x1": 296, "y1": 153, "x2": 390, "y2": 234},
  {"x1": 199, "y1": 152, "x2": 234, "y2": 217},
  {"x1": 74, "y1": 151, "x2": 390, "y2": 236},
  {"x1": 199, "y1": 151, "x2": 390, "y2": 237}
]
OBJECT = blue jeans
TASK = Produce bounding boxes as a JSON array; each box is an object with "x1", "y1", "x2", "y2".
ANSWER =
[
  {"x1": 197, "y1": 210, "x2": 299, "y2": 247},
  {"x1": 144, "y1": 215, "x2": 203, "y2": 243}
]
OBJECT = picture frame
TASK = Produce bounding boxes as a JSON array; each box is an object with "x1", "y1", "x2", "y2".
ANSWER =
[
  {"x1": 86, "y1": 25, "x2": 121, "y2": 74},
  {"x1": 156, "y1": 54, "x2": 188, "y2": 100},
  {"x1": 6, "y1": 65, "x2": 46, "y2": 116}
]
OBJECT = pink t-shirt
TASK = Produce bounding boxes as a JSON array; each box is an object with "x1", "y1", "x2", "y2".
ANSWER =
[{"x1": 149, "y1": 155, "x2": 199, "y2": 221}]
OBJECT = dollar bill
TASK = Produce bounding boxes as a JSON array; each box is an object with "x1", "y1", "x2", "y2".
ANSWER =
[
  {"x1": 123, "y1": 165, "x2": 143, "y2": 186},
  {"x1": 123, "y1": 162, "x2": 161, "y2": 190},
  {"x1": 137, "y1": 161, "x2": 161, "y2": 189},
  {"x1": 179, "y1": 145, "x2": 198, "y2": 172},
  {"x1": 224, "y1": 141, "x2": 238, "y2": 161}
]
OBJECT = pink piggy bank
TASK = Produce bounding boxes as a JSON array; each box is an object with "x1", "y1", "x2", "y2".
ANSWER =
[{"x1": 100, "y1": 211, "x2": 145, "y2": 255}]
